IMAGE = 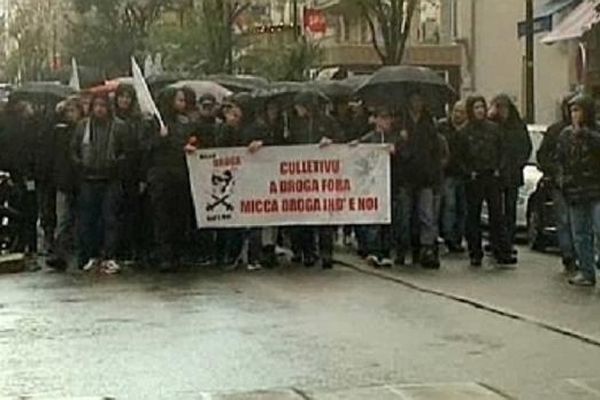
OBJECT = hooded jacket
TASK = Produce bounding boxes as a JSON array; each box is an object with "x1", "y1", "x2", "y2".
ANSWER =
[
  {"x1": 491, "y1": 94, "x2": 532, "y2": 187},
  {"x1": 288, "y1": 91, "x2": 342, "y2": 145},
  {"x1": 556, "y1": 95, "x2": 600, "y2": 203},
  {"x1": 537, "y1": 95, "x2": 574, "y2": 183}
]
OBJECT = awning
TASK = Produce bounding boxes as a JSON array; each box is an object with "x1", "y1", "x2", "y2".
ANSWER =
[
  {"x1": 518, "y1": 0, "x2": 579, "y2": 37},
  {"x1": 542, "y1": 0, "x2": 600, "y2": 43}
]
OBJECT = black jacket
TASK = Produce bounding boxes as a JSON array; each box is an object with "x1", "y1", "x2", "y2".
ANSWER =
[
  {"x1": 52, "y1": 122, "x2": 78, "y2": 192},
  {"x1": 116, "y1": 110, "x2": 144, "y2": 183},
  {"x1": 146, "y1": 115, "x2": 198, "y2": 178},
  {"x1": 395, "y1": 115, "x2": 444, "y2": 188},
  {"x1": 461, "y1": 119, "x2": 504, "y2": 176},
  {"x1": 537, "y1": 121, "x2": 569, "y2": 183},
  {"x1": 287, "y1": 113, "x2": 342, "y2": 145},
  {"x1": 71, "y1": 117, "x2": 128, "y2": 182},
  {"x1": 557, "y1": 126, "x2": 600, "y2": 204},
  {"x1": 437, "y1": 118, "x2": 466, "y2": 178},
  {"x1": 498, "y1": 119, "x2": 532, "y2": 187},
  {"x1": 3, "y1": 115, "x2": 38, "y2": 182}
]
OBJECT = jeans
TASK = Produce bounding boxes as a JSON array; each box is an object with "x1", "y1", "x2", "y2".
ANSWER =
[
  {"x1": 569, "y1": 200, "x2": 600, "y2": 281},
  {"x1": 441, "y1": 176, "x2": 466, "y2": 246},
  {"x1": 366, "y1": 224, "x2": 392, "y2": 258},
  {"x1": 54, "y1": 190, "x2": 76, "y2": 262},
  {"x1": 553, "y1": 188, "x2": 575, "y2": 263},
  {"x1": 503, "y1": 186, "x2": 519, "y2": 246},
  {"x1": 77, "y1": 180, "x2": 121, "y2": 265},
  {"x1": 465, "y1": 174, "x2": 510, "y2": 260},
  {"x1": 395, "y1": 186, "x2": 437, "y2": 255}
]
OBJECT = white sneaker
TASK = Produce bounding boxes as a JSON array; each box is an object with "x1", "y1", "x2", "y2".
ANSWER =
[
  {"x1": 378, "y1": 258, "x2": 393, "y2": 268},
  {"x1": 247, "y1": 262, "x2": 263, "y2": 271},
  {"x1": 82, "y1": 258, "x2": 99, "y2": 272},
  {"x1": 366, "y1": 255, "x2": 379, "y2": 266},
  {"x1": 101, "y1": 260, "x2": 122, "y2": 275}
]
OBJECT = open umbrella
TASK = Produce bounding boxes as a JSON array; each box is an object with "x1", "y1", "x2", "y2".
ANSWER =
[
  {"x1": 355, "y1": 66, "x2": 455, "y2": 106},
  {"x1": 169, "y1": 80, "x2": 232, "y2": 103},
  {"x1": 208, "y1": 74, "x2": 270, "y2": 93},
  {"x1": 11, "y1": 82, "x2": 77, "y2": 104},
  {"x1": 250, "y1": 81, "x2": 329, "y2": 106}
]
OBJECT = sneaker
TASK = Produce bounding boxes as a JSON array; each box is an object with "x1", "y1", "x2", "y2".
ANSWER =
[
  {"x1": 568, "y1": 273, "x2": 596, "y2": 287},
  {"x1": 101, "y1": 260, "x2": 121, "y2": 275},
  {"x1": 247, "y1": 262, "x2": 263, "y2": 271},
  {"x1": 366, "y1": 254, "x2": 379, "y2": 266},
  {"x1": 82, "y1": 258, "x2": 100, "y2": 272},
  {"x1": 46, "y1": 256, "x2": 67, "y2": 271},
  {"x1": 377, "y1": 257, "x2": 393, "y2": 268},
  {"x1": 497, "y1": 256, "x2": 518, "y2": 266}
]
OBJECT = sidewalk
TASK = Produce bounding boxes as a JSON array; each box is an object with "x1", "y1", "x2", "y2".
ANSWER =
[{"x1": 335, "y1": 247, "x2": 600, "y2": 344}]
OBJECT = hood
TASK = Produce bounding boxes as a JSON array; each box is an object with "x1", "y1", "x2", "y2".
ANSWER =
[{"x1": 570, "y1": 94, "x2": 597, "y2": 128}]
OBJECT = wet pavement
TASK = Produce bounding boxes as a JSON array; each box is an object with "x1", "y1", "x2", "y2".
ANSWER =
[{"x1": 1, "y1": 248, "x2": 600, "y2": 399}]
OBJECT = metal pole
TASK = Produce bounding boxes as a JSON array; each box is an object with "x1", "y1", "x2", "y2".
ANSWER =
[
  {"x1": 292, "y1": 0, "x2": 299, "y2": 40},
  {"x1": 525, "y1": 0, "x2": 535, "y2": 123}
]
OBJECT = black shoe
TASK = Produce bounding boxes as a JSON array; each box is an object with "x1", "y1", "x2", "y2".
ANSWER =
[
  {"x1": 420, "y1": 248, "x2": 440, "y2": 270},
  {"x1": 291, "y1": 254, "x2": 302, "y2": 264},
  {"x1": 304, "y1": 256, "x2": 316, "y2": 268},
  {"x1": 395, "y1": 255, "x2": 405, "y2": 266},
  {"x1": 447, "y1": 243, "x2": 465, "y2": 254},
  {"x1": 497, "y1": 255, "x2": 518, "y2": 266},
  {"x1": 470, "y1": 258, "x2": 482, "y2": 267},
  {"x1": 46, "y1": 256, "x2": 67, "y2": 271},
  {"x1": 322, "y1": 260, "x2": 333, "y2": 270}
]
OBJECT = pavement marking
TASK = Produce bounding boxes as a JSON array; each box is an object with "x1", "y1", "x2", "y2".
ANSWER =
[{"x1": 335, "y1": 255, "x2": 600, "y2": 349}]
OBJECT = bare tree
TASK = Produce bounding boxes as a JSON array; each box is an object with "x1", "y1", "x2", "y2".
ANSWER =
[{"x1": 353, "y1": 0, "x2": 419, "y2": 65}]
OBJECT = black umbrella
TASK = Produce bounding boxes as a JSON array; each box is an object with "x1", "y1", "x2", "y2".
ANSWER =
[
  {"x1": 208, "y1": 74, "x2": 270, "y2": 93},
  {"x1": 355, "y1": 66, "x2": 455, "y2": 106},
  {"x1": 250, "y1": 81, "x2": 329, "y2": 106},
  {"x1": 306, "y1": 80, "x2": 354, "y2": 100},
  {"x1": 11, "y1": 82, "x2": 77, "y2": 104}
]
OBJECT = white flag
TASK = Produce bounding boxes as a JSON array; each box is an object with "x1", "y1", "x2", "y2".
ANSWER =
[
  {"x1": 132, "y1": 56, "x2": 165, "y2": 130},
  {"x1": 143, "y1": 54, "x2": 154, "y2": 78},
  {"x1": 69, "y1": 58, "x2": 80, "y2": 91}
]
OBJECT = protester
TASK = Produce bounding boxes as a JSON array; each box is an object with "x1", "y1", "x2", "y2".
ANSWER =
[
  {"x1": 537, "y1": 94, "x2": 577, "y2": 273},
  {"x1": 71, "y1": 93, "x2": 128, "y2": 273},
  {"x1": 46, "y1": 96, "x2": 83, "y2": 270},
  {"x1": 352, "y1": 106, "x2": 397, "y2": 267},
  {"x1": 3, "y1": 99, "x2": 39, "y2": 256},
  {"x1": 288, "y1": 91, "x2": 342, "y2": 269},
  {"x1": 489, "y1": 94, "x2": 533, "y2": 250},
  {"x1": 462, "y1": 95, "x2": 515, "y2": 267},
  {"x1": 146, "y1": 88, "x2": 198, "y2": 273},
  {"x1": 438, "y1": 100, "x2": 468, "y2": 253},
  {"x1": 197, "y1": 93, "x2": 218, "y2": 126},
  {"x1": 114, "y1": 83, "x2": 145, "y2": 263},
  {"x1": 556, "y1": 95, "x2": 600, "y2": 286},
  {"x1": 394, "y1": 91, "x2": 443, "y2": 269}
]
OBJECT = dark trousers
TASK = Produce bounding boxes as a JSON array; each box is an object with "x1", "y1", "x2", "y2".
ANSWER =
[
  {"x1": 215, "y1": 229, "x2": 244, "y2": 264},
  {"x1": 119, "y1": 182, "x2": 144, "y2": 260},
  {"x1": 17, "y1": 183, "x2": 38, "y2": 254},
  {"x1": 367, "y1": 224, "x2": 392, "y2": 258},
  {"x1": 465, "y1": 174, "x2": 510, "y2": 260},
  {"x1": 291, "y1": 226, "x2": 334, "y2": 262},
  {"x1": 77, "y1": 180, "x2": 121, "y2": 265},
  {"x1": 37, "y1": 182, "x2": 56, "y2": 251},
  {"x1": 503, "y1": 186, "x2": 519, "y2": 246},
  {"x1": 148, "y1": 171, "x2": 192, "y2": 265}
]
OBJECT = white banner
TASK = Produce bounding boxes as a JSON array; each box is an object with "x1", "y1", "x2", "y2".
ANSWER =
[{"x1": 187, "y1": 144, "x2": 391, "y2": 228}]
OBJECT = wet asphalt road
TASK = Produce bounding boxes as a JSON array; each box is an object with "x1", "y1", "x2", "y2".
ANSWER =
[{"x1": 1, "y1": 251, "x2": 600, "y2": 399}]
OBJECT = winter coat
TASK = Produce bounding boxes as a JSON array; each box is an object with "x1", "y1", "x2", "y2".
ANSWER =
[
  {"x1": 556, "y1": 126, "x2": 600, "y2": 204},
  {"x1": 395, "y1": 115, "x2": 444, "y2": 189},
  {"x1": 537, "y1": 120, "x2": 569, "y2": 184},
  {"x1": 71, "y1": 117, "x2": 128, "y2": 182},
  {"x1": 287, "y1": 113, "x2": 342, "y2": 145},
  {"x1": 52, "y1": 122, "x2": 78, "y2": 192},
  {"x1": 437, "y1": 118, "x2": 466, "y2": 178},
  {"x1": 145, "y1": 115, "x2": 198, "y2": 179},
  {"x1": 498, "y1": 119, "x2": 532, "y2": 187},
  {"x1": 461, "y1": 120, "x2": 504, "y2": 176}
]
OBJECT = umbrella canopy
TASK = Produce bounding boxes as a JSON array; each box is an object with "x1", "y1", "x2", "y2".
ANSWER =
[
  {"x1": 355, "y1": 66, "x2": 455, "y2": 106},
  {"x1": 250, "y1": 81, "x2": 329, "y2": 106},
  {"x1": 169, "y1": 80, "x2": 232, "y2": 103},
  {"x1": 305, "y1": 80, "x2": 359, "y2": 101},
  {"x1": 11, "y1": 82, "x2": 77, "y2": 104},
  {"x1": 147, "y1": 73, "x2": 184, "y2": 96},
  {"x1": 208, "y1": 74, "x2": 270, "y2": 93},
  {"x1": 85, "y1": 77, "x2": 134, "y2": 95}
]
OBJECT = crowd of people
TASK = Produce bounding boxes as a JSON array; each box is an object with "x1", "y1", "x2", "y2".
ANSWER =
[{"x1": 0, "y1": 81, "x2": 599, "y2": 287}]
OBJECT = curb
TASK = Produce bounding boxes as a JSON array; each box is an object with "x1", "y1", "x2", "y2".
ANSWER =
[{"x1": 334, "y1": 255, "x2": 600, "y2": 348}]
